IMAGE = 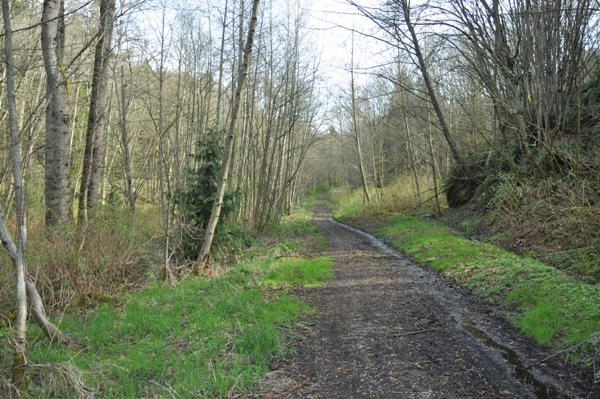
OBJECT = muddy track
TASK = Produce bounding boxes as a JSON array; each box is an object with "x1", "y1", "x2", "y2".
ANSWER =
[{"x1": 256, "y1": 205, "x2": 597, "y2": 399}]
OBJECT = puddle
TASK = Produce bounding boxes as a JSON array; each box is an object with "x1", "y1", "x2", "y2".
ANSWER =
[
  {"x1": 333, "y1": 219, "x2": 402, "y2": 258},
  {"x1": 462, "y1": 317, "x2": 566, "y2": 399}
]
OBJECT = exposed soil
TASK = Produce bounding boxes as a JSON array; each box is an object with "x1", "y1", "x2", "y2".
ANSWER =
[{"x1": 252, "y1": 205, "x2": 599, "y2": 399}]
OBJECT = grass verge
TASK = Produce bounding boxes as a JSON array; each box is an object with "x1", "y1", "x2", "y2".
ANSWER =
[
  {"x1": 1, "y1": 207, "x2": 331, "y2": 398},
  {"x1": 378, "y1": 215, "x2": 599, "y2": 363}
]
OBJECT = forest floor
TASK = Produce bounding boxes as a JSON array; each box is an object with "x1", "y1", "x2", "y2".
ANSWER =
[{"x1": 250, "y1": 204, "x2": 598, "y2": 399}]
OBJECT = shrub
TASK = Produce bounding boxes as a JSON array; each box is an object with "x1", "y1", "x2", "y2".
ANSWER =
[
  {"x1": 0, "y1": 204, "x2": 162, "y2": 315},
  {"x1": 172, "y1": 128, "x2": 241, "y2": 261}
]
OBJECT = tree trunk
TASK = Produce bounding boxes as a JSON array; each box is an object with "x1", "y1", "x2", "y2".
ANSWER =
[
  {"x1": 1, "y1": 0, "x2": 28, "y2": 389},
  {"x1": 196, "y1": 0, "x2": 261, "y2": 271},
  {"x1": 350, "y1": 38, "x2": 371, "y2": 205},
  {"x1": 78, "y1": 0, "x2": 115, "y2": 220},
  {"x1": 42, "y1": 0, "x2": 71, "y2": 226},
  {"x1": 120, "y1": 64, "x2": 135, "y2": 213},
  {"x1": 338, "y1": 122, "x2": 350, "y2": 195},
  {"x1": 215, "y1": 0, "x2": 229, "y2": 126},
  {"x1": 25, "y1": 276, "x2": 62, "y2": 340},
  {"x1": 155, "y1": 7, "x2": 169, "y2": 233},
  {"x1": 399, "y1": 0, "x2": 462, "y2": 167},
  {"x1": 400, "y1": 88, "x2": 421, "y2": 207},
  {"x1": 428, "y1": 114, "x2": 441, "y2": 214}
]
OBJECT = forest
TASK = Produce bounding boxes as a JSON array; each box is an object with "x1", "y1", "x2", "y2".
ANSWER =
[{"x1": 0, "y1": 0, "x2": 599, "y2": 396}]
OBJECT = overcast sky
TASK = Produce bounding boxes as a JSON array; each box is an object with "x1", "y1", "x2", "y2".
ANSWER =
[{"x1": 309, "y1": 0, "x2": 384, "y2": 86}]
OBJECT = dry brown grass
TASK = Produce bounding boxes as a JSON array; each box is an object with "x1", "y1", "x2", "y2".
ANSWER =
[
  {"x1": 379, "y1": 175, "x2": 446, "y2": 215},
  {"x1": 27, "y1": 361, "x2": 93, "y2": 398},
  {"x1": 487, "y1": 175, "x2": 600, "y2": 251},
  {"x1": 0, "y1": 361, "x2": 95, "y2": 399},
  {"x1": 0, "y1": 376, "x2": 20, "y2": 399},
  {"x1": 334, "y1": 175, "x2": 446, "y2": 222}
]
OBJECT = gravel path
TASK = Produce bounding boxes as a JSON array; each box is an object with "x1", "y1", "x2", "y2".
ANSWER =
[{"x1": 254, "y1": 205, "x2": 596, "y2": 399}]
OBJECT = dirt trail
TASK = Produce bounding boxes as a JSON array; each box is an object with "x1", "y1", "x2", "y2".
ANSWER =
[{"x1": 257, "y1": 205, "x2": 595, "y2": 398}]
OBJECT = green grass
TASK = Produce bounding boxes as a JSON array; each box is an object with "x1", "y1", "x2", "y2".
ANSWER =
[
  {"x1": 263, "y1": 257, "x2": 332, "y2": 288},
  {"x1": 268, "y1": 203, "x2": 329, "y2": 253},
  {"x1": 1, "y1": 210, "x2": 332, "y2": 398},
  {"x1": 329, "y1": 187, "x2": 369, "y2": 221},
  {"x1": 368, "y1": 214, "x2": 600, "y2": 366}
]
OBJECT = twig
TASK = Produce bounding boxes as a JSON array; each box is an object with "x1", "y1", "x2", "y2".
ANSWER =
[
  {"x1": 394, "y1": 328, "x2": 439, "y2": 337},
  {"x1": 534, "y1": 246, "x2": 594, "y2": 257},
  {"x1": 526, "y1": 332, "x2": 600, "y2": 369},
  {"x1": 149, "y1": 380, "x2": 178, "y2": 399}
]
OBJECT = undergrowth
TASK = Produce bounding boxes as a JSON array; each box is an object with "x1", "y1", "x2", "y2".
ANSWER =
[
  {"x1": 481, "y1": 174, "x2": 600, "y2": 283},
  {"x1": 333, "y1": 175, "x2": 445, "y2": 222},
  {"x1": 0, "y1": 204, "x2": 162, "y2": 321}
]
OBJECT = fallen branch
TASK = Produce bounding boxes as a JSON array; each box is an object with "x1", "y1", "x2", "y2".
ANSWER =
[
  {"x1": 26, "y1": 276, "x2": 71, "y2": 344},
  {"x1": 394, "y1": 328, "x2": 439, "y2": 337}
]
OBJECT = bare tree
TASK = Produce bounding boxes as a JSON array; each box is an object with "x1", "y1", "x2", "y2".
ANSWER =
[
  {"x1": 197, "y1": 0, "x2": 261, "y2": 271},
  {"x1": 2, "y1": 1, "x2": 64, "y2": 388},
  {"x1": 119, "y1": 63, "x2": 135, "y2": 213},
  {"x1": 215, "y1": 0, "x2": 230, "y2": 126},
  {"x1": 348, "y1": 0, "x2": 464, "y2": 166},
  {"x1": 78, "y1": 0, "x2": 116, "y2": 220},
  {"x1": 349, "y1": 45, "x2": 372, "y2": 204},
  {"x1": 446, "y1": 0, "x2": 599, "y2": 173},
  {"x1": 400, "y1": 85, "x2": 421, "y2": 207},
  {"x1": 1, "y1": 0, "x2": 28, "y2": 387}
]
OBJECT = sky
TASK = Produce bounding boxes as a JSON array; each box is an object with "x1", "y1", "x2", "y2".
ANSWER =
[
  {"x1": 306, "y1": 0, "x2": 390, "y2": 126},
  {"x1": 309, "y1": 0, "x2": 385, "y2": 88}
]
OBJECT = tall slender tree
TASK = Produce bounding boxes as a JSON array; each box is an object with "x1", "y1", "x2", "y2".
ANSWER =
[
  {"x1": 119, "y1": 63, "x2": 135, "y2": 213},
  {"x1": 348, "y1": 0, "x2": 463, "y2": 166},
  {"x1": 197, "y1": 0, "x2": 261, "y2": 271},
  {"x1": 2, "y1": 0, "x2": 64, "y2": 388},
  {"x1": 1, "y1": 0, "x2": 28, "y2": 388},
  {"x1": 78, "y1": 0, "x2": 116, "y2": 220},
  {"x1": 42, "y1": 0, "x2": 71, "y2": 226},
  {"x1": 350, "y1": 47, "x2": 371, "y2": 204}
]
